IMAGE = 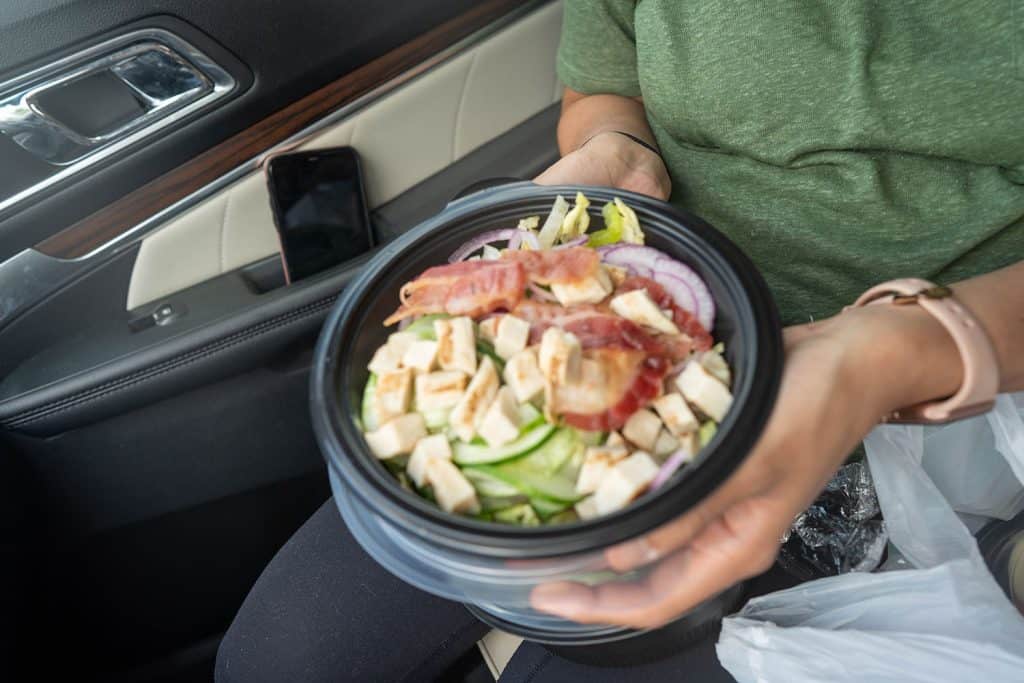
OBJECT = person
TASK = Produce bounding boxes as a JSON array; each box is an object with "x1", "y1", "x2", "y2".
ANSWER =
[{"x1": 216, "y1": 2, "x2": 1024, "y2": 680}]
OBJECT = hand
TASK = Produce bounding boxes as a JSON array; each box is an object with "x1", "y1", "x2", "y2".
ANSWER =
[
  {"x1": 530, "y1": 304, "x2": 960, "y2": 629},
  {"x1": 534, "y1": 130, "x2": 672, "y2": 200}
]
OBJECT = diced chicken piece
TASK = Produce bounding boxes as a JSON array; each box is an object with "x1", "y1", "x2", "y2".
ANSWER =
[
  {"x1": 676, "y1": 362, "x2": 733, "y2": 422},
  {"x1": 478, "y1": 387, "x2": 521, "y2": 447},
  {"x1": 368, "y1": 343, "x2": 403, "y2": 375},
  {"x1": 576, "y1": 445, "x2": 629, "y2": 495},
  {"x1": 386, "y1": 331, "x2": 419, "y2": 358},
  {"x1": 653, "y1": 429, "x2": 679, "y2": 458},
  {"x1": 426, "y1": 458, "x2": 480, "y2": 514},
  {"x1": 407, "y1": 434, "x2": 453, "y2": 488},
  {"x1": 609, "y1": 289, "x2": 680, "y2": 335},
  {"x1": 675, "y1": 431, "x2": 700, "y2": 463},
  {"x1": 449, "y1": 357, "x2": 499, "y2": 442},
  {"x1": 414, "y1": 370, "x2": 467, "y2": 411},
  {"x1": 494, "y1": 315, "x2": 530, "y2": 360},
  {"x1": 550, "y1": 266, "x2": 613, "y2": 306},
  {"x1": 622, "y1": 408, "x2": 662, "y2": 452},
  {"x1": 373, "y1": 368, "x2": 413, "y2": 423},
  {"x1": 606, "y1": 431, "x2": 627, "y2": 448},
  {"x1": 605, "y1": 265, "x2": 629, "y2": 287},
  {"x1": 481, "y1": 244, "x2": 501, "y2": 260},
  {"x1": 503, "y1": 348, "x2": 545, "y2": 403},
  {"x1": 697, "y1": 348, "x2": 732, "y2": 386},
  {"x1": 651, "y1": 393, "x2": 699, "y2": 437},
  {"x1": 574, "y1": 495, "x2": 601, "y2": 520},
  {"x1": 435, "y1": 317, "x2": 477, "y2": 376},
  {"x1": 538, "y1": 328, "x2": 581, "y2": 384},
  {"x1": 593, "y1": 451, "x2": 660, "y2": 515},
  {"x1": 364, "y1": 413, "x2": 426, "y2": 459},
  {"x1": 477, "y1": 316, "x2": 501, "y2": 344},
  {"x1": 402, "y1": 340, "x2": 439, "y2": 373}
]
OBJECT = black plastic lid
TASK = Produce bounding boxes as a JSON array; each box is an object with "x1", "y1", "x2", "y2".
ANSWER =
[{"x1": 310, "y1": 183, "x2": 782, "y2": 559}]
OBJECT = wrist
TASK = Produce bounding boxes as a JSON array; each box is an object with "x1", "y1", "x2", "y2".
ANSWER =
[
  {"x1": 840, "y1": 304, "x2": 963, "y2": 418},
  {"x1": 583, "y1": 130, "x2": 672, "y2": 198}
]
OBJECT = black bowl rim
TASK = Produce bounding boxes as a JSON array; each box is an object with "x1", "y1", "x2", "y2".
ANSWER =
[{"x1": 311, "y1": 183, "x2": 782, "y2": 559}]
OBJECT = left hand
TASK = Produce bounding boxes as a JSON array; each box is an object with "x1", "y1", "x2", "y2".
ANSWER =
[{"x1": 530, "y1": 304, "x2": 960, "y2": 629}]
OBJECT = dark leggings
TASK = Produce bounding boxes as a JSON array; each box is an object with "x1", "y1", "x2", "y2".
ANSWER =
[{"x1": 215, "y1": 499, "x2": 741, "y2": 682}]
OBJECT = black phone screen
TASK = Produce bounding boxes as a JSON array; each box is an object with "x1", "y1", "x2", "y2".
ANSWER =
[{"x1": 266, "y1": 147, "x2": 373, "y2": 283}]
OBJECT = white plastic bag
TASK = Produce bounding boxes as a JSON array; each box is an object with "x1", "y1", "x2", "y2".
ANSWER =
[{"x1": 716, "y1": 392, "x2": 1024, "y2": 683}]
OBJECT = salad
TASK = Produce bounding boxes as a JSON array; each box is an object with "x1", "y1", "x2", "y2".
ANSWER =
[{"x1": 359, "y1": 192, "x2": 734, "y2": 525}]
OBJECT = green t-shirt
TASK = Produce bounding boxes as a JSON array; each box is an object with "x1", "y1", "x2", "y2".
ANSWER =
[{"x1": 558, "y1": 0, "x2": 1024, "y2": 325}]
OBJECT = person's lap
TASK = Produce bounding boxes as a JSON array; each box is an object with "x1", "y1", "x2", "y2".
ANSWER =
[{"x1": 216, "y1": 499, "x2": 735, "y2": 682}]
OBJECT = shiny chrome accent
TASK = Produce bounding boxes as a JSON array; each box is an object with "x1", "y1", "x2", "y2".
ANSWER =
[
  {"x1": 0, "y1": 0, "x2": 553, "y2": 329},
  {"x1": 0, "y1": 28, "x2": 236, "y2": 216}
]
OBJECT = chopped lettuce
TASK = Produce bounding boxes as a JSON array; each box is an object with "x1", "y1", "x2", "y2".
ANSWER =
[
  {"x1": 587, "y1": 198, "x2": 644, "y2": 246},
  {"x1": 614, "y1": 197, "x2": 644, "y2": 244},
  {"x1": 538, "y1": 194, "x2": 570, "y2": 248},
  {"x1": 517, "y1": 215, "x2": 540, "y2": 231},
  {"x1": 559, "y1": 192, "x2": 592, "y2": 243},
  {"x1": 587, "y1": 202, "x2": 625, "y2": 247},
  {"x1": 404, "y1": 313, "x2": 450, "y2": 340}
]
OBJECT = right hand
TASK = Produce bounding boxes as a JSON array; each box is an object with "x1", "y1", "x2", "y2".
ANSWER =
[{"x1": 534, "y1": 130, "x2": 672, "y2": 200}]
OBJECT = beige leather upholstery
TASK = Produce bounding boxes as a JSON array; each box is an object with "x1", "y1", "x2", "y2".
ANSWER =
[
  {"x1": 478, "y1": 629, "x2": 524, "y2": 679},
  {"x1": 127, "y1": 2, "x2": 563, "y2": 310}
]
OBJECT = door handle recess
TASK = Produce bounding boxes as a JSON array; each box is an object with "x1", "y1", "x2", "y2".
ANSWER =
[{"x1": 0, "y1": 30, "x2": 235, "y2": 167}]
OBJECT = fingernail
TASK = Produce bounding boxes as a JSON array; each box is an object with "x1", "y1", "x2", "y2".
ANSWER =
[
  {"x1": 635, "y1": 538, "x2": 660, "y2": 564},
  {"x1": 609, "y1": 538, "x2": 659, "y2": 569}
]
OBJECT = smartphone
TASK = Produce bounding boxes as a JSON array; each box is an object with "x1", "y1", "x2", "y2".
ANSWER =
[{"x1": 265, "y1": 146, "x2": 373, "y2": 283}]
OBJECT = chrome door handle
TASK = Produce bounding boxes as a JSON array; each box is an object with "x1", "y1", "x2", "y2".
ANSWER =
[{"x1": 0, "y1": 28, "x2": 235, "y2": 166}]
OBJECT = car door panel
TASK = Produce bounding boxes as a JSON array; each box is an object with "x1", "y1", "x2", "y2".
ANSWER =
[
  {"x1": 0, "y1": 1, "x2": 563, "y2": 679},
  {"x1": 0, "y1": 0, "x2": 493, "y2": 256}
]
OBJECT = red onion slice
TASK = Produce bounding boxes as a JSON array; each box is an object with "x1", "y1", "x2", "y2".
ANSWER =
[
  {"x1": 449, "y1": 229, "x2": 539, "y2": 262},
  {"x1": 597, "y1": 245, "x2": 715, "y2": 329},
  {"x1": 553, "y1": 236, "x2": 587, "y2": 250},
  {"x1": 651, "y1": 449, "x2": 691, "y2": 490}
]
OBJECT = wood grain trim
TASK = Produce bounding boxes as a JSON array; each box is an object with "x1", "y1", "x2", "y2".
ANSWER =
[{"x1": 37, "y1": 0, "x2": 530, "y2": 259}]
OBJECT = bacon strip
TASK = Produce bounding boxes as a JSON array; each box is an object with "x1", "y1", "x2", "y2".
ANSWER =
[
  {"x1": 500, "y1": 247, "x2": 600, "y2": 285},
  {"x1": 616, "y1": 276, "x2": 713, "y2": 351},
  {"x1": 561, "y1": 356, "x2": 670, "y2": 431},
  {"x1": 385, "y1": 261, "x2": 525, "y2": 325},
  {"x1": 512, "y1": 301, "x2": 692, "y2": 361}
]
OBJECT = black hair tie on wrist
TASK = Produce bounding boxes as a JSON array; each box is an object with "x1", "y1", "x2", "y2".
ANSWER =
[{"x1": 583, "y1": 130, "x2": 666, "y2": 166}]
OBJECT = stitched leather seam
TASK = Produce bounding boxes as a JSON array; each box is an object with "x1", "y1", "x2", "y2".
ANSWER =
[{"x1": 3, "y1": 296, "x2": 336, "y2": 428}]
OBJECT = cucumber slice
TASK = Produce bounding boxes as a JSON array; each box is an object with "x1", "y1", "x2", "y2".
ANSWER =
[
  {"x1": 545, "y1": 509, "x2": 580, "y2": 525},
  {"x1": 452, "y1": 423, "x2": 556, "y2": 465},
  {"x1": 361, "y1": 374, "x2": 379, "y2": 431},
  {"x1": 511, "y1": 427, "x2": 583, "y2": 478},
  {"x1": 471, "y1": 464, "x2": 580, "y2": 504},
  {"x1": 478, "y1": 495, "x2": 530, "y2": 512},
  {"x1": 530, "y1": 496, "x2": 571, "y2": 520},
  {"x1": 463, "y1": 468, "x2": 522, "y2": 498},
  {"x1": 493, "y1": 503, "x2": 541, "y2": 527}
]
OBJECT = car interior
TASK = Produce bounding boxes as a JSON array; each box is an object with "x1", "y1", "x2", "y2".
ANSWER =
[{"x1": 0, "y1": 1, "x2": 564, "y2": 680}]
